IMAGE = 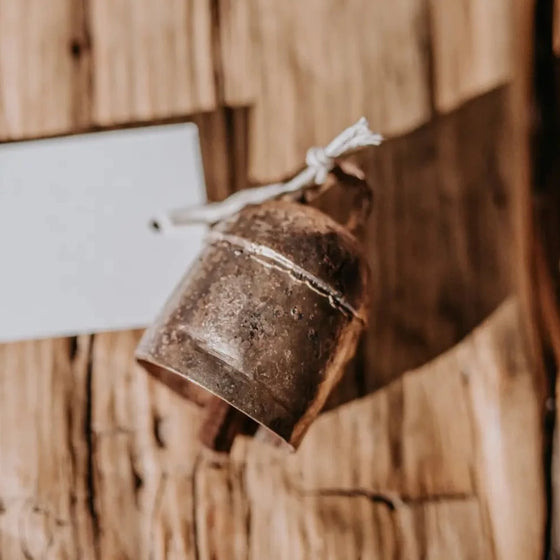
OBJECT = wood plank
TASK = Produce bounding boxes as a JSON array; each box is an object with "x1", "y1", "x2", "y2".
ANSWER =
[
  {"x1": 0, "y1": 0, "x2": 514, "y2": 148},
  {"x1": 0, "y1": 0, "x2": 75, "y2": 139},
  {"x1": 219, "y1": 0, "x2": 432, "y2": 183},
  {"x1": 293, "y1": 351, "x2": 475, "y2": 496},
  {"x1": 429, "y1": 0, "x2": 512, "y2": 112},
  {"x1": 218, "y1": 0, "x2": 255, "y2": 107},
  {"x1": 459, "y1": 302, "x2": 544, "y2": 560},
  {"x1": 194, "y1": 455, "x2": 250, "y2": 560},
  {"x1": 0, "y1": 2, "x2": 545, "y2": 557},
  {"x1": 0, "y1": 336, "x2": 95, "y2": 559},
  {"x1": 89, "y1": 330, "x2": 203, "y2": 559},
  {"x1": 0, "y1": 301, "x2": 543, "y2": 558},
  {"x1": 90, "y1": 0, "x2": 216, "y2": 125}
]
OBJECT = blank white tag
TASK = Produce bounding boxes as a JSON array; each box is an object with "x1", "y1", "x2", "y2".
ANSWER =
[{"x1": 0, "y1": 123, "x2": 207, "y2": 342}]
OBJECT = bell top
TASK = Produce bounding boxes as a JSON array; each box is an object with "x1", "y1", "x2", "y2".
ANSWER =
[{"x1": 211, "y1": 201, "x2": 369, "y2": 321}]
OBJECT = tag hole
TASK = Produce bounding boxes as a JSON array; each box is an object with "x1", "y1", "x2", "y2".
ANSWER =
[{"x1": 149, "y1": 219, "x2": 161, "y2": 232}]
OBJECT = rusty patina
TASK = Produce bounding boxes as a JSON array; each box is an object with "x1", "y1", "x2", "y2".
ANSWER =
[{"x1": 136, "y1": 197, "x2": 370, "y2": 450}]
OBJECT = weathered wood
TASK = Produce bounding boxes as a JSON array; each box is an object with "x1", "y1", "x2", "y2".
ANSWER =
[
  {"x1": 219, "y1": 0, "x2": 515, "y2": 183},
  {"x1": 429, "y1": 0, "x2": 512, "y2": 112},
  {"x1": 90, "y1": 0, "x2": 216, "y2": 125},
  {"x1": 0, "y1": 0, "x2": 75, "y2": 140},
  {"x1": 219, "y1": 0, "x2": 433, "y2": 182},
  {"x1": 2, "y1": 301, "x2": 538, "y2": 558},
  {"x1": 89, "y1": 330, "x2": 205, "y2": 559},
  {"x1": 0, "y1": 336, "x2": 95, "y2": 559},
  {"x1": 69, "y1": 0, "x2": 94, "y2": 129},
  {"x1": 0, "y1": 0, "x2": 514, "y2": 147},
  {"x1": 200, "y1": 300, "x2": 544, "y2": 560},
  {"x1": 0, "y1": 0, "x2": 218, "y2": 139},
  {"x1": 217, "y1": 0, "x2": 255, "y2": 107},
  {"x1": 0, "y1": 1, "x2": 549, "y2": 558}
]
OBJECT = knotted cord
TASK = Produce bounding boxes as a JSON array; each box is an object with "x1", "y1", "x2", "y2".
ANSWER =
[{"x1": 152, "y1": 117, "x2": 382, "y2": 231}]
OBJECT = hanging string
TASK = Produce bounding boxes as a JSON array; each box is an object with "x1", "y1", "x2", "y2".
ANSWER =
[{"x1": 151, "y1": 117, "x2": 382, "y2": 231}]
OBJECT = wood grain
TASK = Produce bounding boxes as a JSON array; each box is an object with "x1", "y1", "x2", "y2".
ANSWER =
[
  {"x1": 218, "y1": 0, "x2": 515, "y2": 183},
  {"x1": 0, "y1": 0, "x2": 514, "y2": 149},
  {"x1": 219, "y1": 0, "x2": 433, "y2": 183},
  {"x1": 429, "y1": 0, "x2": 512, "y2": 112},
  {"x1": 0, "y1": 2, "x2": 548, "y2": 558},
  {"x1": 0, "y1": 337, "x2": 95, "y2": 559},
  {"x1": 0, "y1": 0, "x2": 75, "y2": 140},
  {"x1": 217, "y1": 0, "x2": 255, "y2": 107},
  {"x1": 0, "y1": 85, "x2": 520, "y2": 558},
  {"x1": 89, "y1": 330, "x2": 204, "y2": 559},
  {"x1": 225, "y1": 300, "x2": 543, "y2": 560},
  {"x1": 1, "y1": 300, "x2": 539, "y2": 558},
  {"x1": 89, "y1": 0, "x2": 216, "y2": 125}
]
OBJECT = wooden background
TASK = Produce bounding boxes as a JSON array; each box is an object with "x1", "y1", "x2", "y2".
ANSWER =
[{"x1": 0, "y1": 1, "x2": 550, "y2": 558}]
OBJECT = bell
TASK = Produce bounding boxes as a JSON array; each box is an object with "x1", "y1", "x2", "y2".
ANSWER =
[
  {"x1": 136, "y1": 118, "x2": 379, "y2": 450},
  {"x1": 137, "y1": 193, "x2": 369, "y2": 450}
]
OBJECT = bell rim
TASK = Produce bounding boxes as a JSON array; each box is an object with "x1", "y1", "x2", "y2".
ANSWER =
[{"x1": 135, "y1": 347, "x2": 299, "y2": 452}]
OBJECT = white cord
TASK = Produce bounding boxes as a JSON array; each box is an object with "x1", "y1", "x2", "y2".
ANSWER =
[{"x1": 151, "y1": 117, "x2": 382, "y2": 231}]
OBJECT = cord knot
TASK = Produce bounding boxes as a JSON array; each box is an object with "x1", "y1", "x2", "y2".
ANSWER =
[{"x1": 305, "y1": 146, "x2": 334, "y2": 184}]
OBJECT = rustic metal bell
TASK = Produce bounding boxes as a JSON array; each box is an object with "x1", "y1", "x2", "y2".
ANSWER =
[
  {"x1": 136, "y1": 192, "x2": 370, "y2": 450},
  {"x1": 136, "y1": 118, "x2": 379, "y2": 450}
]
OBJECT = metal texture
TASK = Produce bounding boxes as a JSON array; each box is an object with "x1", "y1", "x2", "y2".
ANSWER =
[{"x1": 136, "y1": 199, "x2": 370, "y2": 449}]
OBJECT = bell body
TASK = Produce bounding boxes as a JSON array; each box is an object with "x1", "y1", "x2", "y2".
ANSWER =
[{"x1": 136, "y1": 200, "x2": 370, "y2": 449}]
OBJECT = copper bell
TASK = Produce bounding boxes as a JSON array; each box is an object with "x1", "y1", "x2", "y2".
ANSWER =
[{"x1": 136, "y1": 119, "x2": 378, "y2": 451}]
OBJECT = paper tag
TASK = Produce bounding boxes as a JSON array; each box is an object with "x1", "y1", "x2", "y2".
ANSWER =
[{"x1": 0, "y1": 123, "x2": 207, "y2": 342}]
